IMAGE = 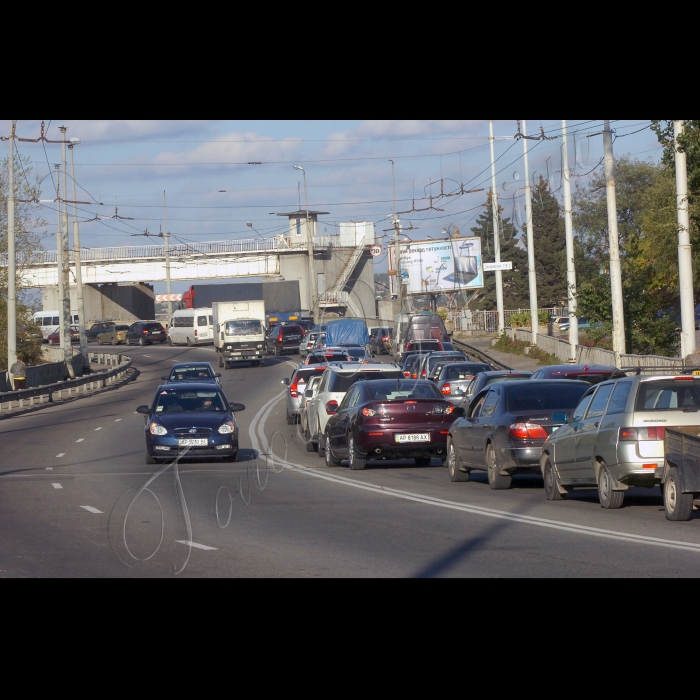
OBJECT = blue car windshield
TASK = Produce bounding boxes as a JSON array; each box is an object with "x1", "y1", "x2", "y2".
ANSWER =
[{"x1": 155, "y1": 390, "x2": 226, "y2": 413}]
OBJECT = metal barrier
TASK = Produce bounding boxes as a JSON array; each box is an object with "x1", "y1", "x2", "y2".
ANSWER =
[
  {"x1": 452, "y1": 339, "x2": 512, "y2": 371},
  {"x1": 0, "y1": 353, "x2": 133, "y2": 413}
]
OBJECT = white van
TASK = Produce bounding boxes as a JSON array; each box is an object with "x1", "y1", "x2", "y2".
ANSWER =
[
  {"x1": 32, "y1": 310, "x2": 80, "y2": 341},
  {"x1": 168, "y1": 308, "x2": 214, "y2": 346}
]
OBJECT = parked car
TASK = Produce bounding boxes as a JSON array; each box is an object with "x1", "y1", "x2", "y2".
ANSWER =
[
  {"x1": 436, "y1": 362, "x2": 493, "y2": 401},
  {"x1": 540, "y1": 375, "x2": 700, "y2": 509},
  {"x1": 324, "y1": 379, "x2": 459, "y2": 470},
  {"x1": 126, "y1": 321, "x2": 167, "y2": 346},
  {"x1": 550, "y1": 316, "x2": 569, "y2": 333},
  {"x1": 446, "y1": 380, "x2": 589, "y2": 488},
  {"x1": 136, "y1": 383, "x2": 245, "y2": 464},
  {"x1": 281, "y1": 365, "x2": 329, "y2": 424},
  {"x1": 47, "y1": 326, "x2": 79, "y2": 346},
  {"x1": 86, "y1": 322, "x2": 115, "y2": 342},
  {"x1": 300, "y1": 332, "x2": 322, "y2": 359},
  {"x1": 267, "y1": 324, "x2": 305, "y2": 356},
  {"x1": 460, "y1": 370, "x2": 534, "y2": 408},
  {"x1": 370, "y1": 327, "x2": 394, "y2": 356},
  {"x1": 96, "y1": 324, "x2": 130, "y2": 346},
  {"x1": 306, "y1": 364, "x2": 405, "y2": 455},
  {"x1": 305, "y1": 348, "x2": 351, "y2": 365},
  {"x1": 530, "y1": 364, "x2": 626, "y2": 385},
  {"x1": 163, "y1": 363, "x2": 221, "y2": 384},
  {"x1": 416, "y1": 352, "x2": 469, "y2": 381}
]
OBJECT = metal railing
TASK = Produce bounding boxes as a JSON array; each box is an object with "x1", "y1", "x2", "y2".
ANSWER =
[{"x1": 0, "y1": 352, "x2": 133, "y2": 413}]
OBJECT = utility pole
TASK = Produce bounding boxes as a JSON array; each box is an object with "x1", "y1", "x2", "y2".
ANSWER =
[
  {"x1": 59, "y1": 127, "x2": 75, "y2": 376},
  {"x1": 7, "y1": 121, "x2": 17, "y2": 386},
  {"x1": 163, "y1": 191, "x2": 173, "y2": 320},
  {"x1": 489, "y1": 120, "x2": 505, "y2": 334},
  {"x1": 603, "y1": 120, "x2": 626, "y2": 366},
  {"x1": 562, "y1": 120, "x2": 578, "y2": 360},
  {"x1": 69, "y1": 140, "x2": 87, "y2": 364},
  {"x1": 55, "y1": 165, "x2": 65, "y2": 351},
  {"x1": 294, "y1": 166, "x2": 318, "y2": 324},
  {"x1": 674, "y1": 120, "x2": 696, "y2": 359},
  {"x1": 390, "y1": 160, "x2": 403, "y2": 308},
  {"x1": 521, "y1": 120, "x2": 539, "y2": 345}
]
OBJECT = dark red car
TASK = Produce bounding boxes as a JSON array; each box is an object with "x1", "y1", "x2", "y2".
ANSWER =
[
  {"x1": 47, "y1": 326, "x2": 79, "y2": 346},
  {"x1": 324, "y1": 379, "x2": 460, "y2": 470},
  {"x1": 529, "y1": 364, "x2": 627, "y2": 385}
]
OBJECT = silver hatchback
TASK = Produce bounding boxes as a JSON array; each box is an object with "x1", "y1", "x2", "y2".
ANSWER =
[{"x1": 541, "y1": 375, "x2": 700, "y2": 509}]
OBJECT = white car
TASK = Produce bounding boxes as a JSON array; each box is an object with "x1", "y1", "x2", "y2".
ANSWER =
[{"x1": 306, "y1": 363, "x2": 404, "y2": 456}]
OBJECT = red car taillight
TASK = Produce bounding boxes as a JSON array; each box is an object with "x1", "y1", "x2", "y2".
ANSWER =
[
  {"x1": 406, "y1": 343, "x2": 413, "y2": 351},
  {"x1": 382, "y1": 336, "x2": 389, "y2": 342},
  {"x1": 289, "y1": 383, "x2": 298, "y2": 398},
  {"x1": 509, "y1": 423, "x2": 549, "y2": 439},
  {"x1": 143, "y1": 330, "x2": 148, "y2": 334},
  {"x1": 442, "y1": 383, "x2": 451, "y2": 395},
  {"x1": 326, "y1": 401, "x2": 339, "y2": 415},
  {"x1": 403, "y1": 371, "x2": 410, "y2": 378},
  {"x1": 437, "y1": 341, "x2": 443, "y2": 350},
  {"x1": 421, "y1": 369, "x2": 427, "y2": 378},
  {"x1": 194, "y1": 329, "x2": 198, "y2": 337},
  {"x1": 619, "y1": 427, "x2": 665, "y2": 441}
]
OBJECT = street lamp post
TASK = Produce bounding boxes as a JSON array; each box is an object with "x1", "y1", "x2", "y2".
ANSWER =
[
  {"x1": 68, "y1": 139, "x2": 87, "y2": 365},
  {"x1": 293, "y1": 166, "x2": 318, "y2": 324},
  {"x1": 6, "y1": 121, "x2": 17, "y2": 387},
  {"x1": 59, "y1": 127, "x2": 74, "y2": 376}
]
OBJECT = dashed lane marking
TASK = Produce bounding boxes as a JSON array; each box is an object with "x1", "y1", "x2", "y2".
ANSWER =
[
  {"x1": 56, "y1": 454, "x2": 65, "y2": 458},
  {"x1": 95, "y1": 427, "x2": 103, "y2": 431},
  {"x1": 52, "y1": 483, "x2": 63, "y2": 490},
  {"x1": 80, "y1": 506, "x2": 103, "y2": 514},
  {"x1": 115, "y1": 419, "x2": 122, "y2": 422},
  {"x1": 175, "y1": 541, "x2": 218, "y2": 551},
  {"x1": 46, "y1": 468, "x2": 53, "y2": 471}
]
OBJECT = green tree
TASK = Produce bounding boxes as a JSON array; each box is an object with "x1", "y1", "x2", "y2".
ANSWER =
[{"x1": 471, "y1": 192, "x2": 530, "y2": 310}]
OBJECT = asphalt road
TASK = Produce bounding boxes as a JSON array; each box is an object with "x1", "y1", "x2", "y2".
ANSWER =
[{"x1": 4, "y1": 344, "x2": 700, "y2": 578}]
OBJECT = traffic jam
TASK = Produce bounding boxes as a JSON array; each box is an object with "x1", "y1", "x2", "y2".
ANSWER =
[{"x1": 135, "y1": 306, "x2": 700, "y2": 525}]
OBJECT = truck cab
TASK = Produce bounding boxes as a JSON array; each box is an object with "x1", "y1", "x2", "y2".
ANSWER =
[{"x1": 213, "y1": 301, "x2": 266, "y2": 369}]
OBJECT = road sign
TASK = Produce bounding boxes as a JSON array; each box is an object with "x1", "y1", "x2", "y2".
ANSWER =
[
  {"x1": 483, "y1": 262, "x2": 513, "y2": 272},
  {"x1": 156, "y1": 294, "x2": 183, "y2": 302},
  {"x1": 370, "y1": 245, "x2": 383, "y2": 258}
]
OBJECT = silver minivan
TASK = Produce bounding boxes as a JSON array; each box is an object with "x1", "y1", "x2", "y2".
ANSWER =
[{"x1": 541, "y1": 375, "x2": 700, "y2": 509}]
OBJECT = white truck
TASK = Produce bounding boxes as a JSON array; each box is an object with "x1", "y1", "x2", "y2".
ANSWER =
[{"x1": 213, "y1": 301, "x2": 266, "y2": 369}]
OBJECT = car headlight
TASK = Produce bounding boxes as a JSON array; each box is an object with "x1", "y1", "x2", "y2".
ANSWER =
[
  {"x1": 257, "y1": 344, "x2": 263, "y2": 348},
  {"x1": 218, "y1": 421, "x2": 236, "y2": 435},
  {"x1": 150, "y1": 422, "x2": 167, "y2": 436}
]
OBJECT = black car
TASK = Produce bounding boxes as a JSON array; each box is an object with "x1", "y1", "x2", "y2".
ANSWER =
[
  {"x1": 86, "y1": 322, "x2": 115, "y2": 342},
  {"x1": 369, "y1": 327, "x2": 393, "y2": 355},
  {"x1": 446, "y1": 380, "x2": 590, "y2": 488},
  {"x1": 402, "y1": 353, "x2": 430, "y2": 378},
  {"x1": 460, "y1": 370, "x2": 534, "y2": 407},
  {"x1": 127, "y1": 321, "x2": 167, "y2": 346},
  {"x1": 163, "y1": 363, "x2": 221, "y2": 384},
  {"x1": 267, "y1": 324, "x2": 305, "y2": 356},
  {"x1": 136, "y1": 383, "x2": 245, "y2": 464}
]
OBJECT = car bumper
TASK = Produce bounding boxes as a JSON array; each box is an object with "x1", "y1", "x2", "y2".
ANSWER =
[
  {"x1": 614, "y1": 461, "x2": 663, "y2": 485},
  {"x1": 501, "y1": 443, "x2": 546, "y2": 470},
  {"x1": 147, "y1": 433, "x2": 238, "y2": 458},
  {"x1": 355, "y1": 426, "x2": 449, "y2": 458}
]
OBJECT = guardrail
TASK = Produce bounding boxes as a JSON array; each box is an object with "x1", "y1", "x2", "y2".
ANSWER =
[
  {"x1": 0, "y1": 352, "x2": 133, "y2": 413},
  {"x1": 451, "y1": 338, "x2": 512, "y2": 371}
]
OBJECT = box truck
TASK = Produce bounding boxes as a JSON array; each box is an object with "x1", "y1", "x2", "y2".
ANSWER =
[{"x1": 213, "y1": 301, "x2": 267, "y2": 369}]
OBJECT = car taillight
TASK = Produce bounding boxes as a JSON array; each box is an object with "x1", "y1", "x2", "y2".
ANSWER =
[
  {"x1": 289, "y1": 383, "x2": 298, "y2": 398},
  {"x1": 362, "y1": 408, "x2": 376, "y2": 417},
  {"x1": 143, "y1": 330, "x2": 148, "y2": 334},
  {"x1": 619, "y1": 427, "x2": 665, "y2": 441},
  {"x1": 194, "y1": 329, "x2": 198, "y2": 337},
  {"x1": 421, "y1": 369, "x2": 427, "y2": 378},
  {"x1": 406, "y1": 343, "x2": 413, "y2": 351},
  {"x1": 278, "y1": 333, "x2": 283, "y2": 342},
  {"x1": 509, "y1": 423, "x2": 549, "y2": 439},
  {"x1": 403, "y1": 371, "x2": 410, "y2": 378},
  {"x1": 442, "y1": 383, "x2": 451, "y2": 395},
  {"x1": 326, "y1": 401, "x2": 339, "y2": 415},
  {"x1": 382, "y1": 336, "x2": 388, "y2": 342},
  {"x1": 437, "y1": 342, "x2": 443, "y2": 350}
]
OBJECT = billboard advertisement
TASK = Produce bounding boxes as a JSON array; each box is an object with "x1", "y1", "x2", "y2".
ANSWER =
[{"x1": 388, "y1": 237, "x2": 483, "y2": 296}]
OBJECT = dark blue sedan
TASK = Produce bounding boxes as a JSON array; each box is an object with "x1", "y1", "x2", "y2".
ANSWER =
[{"x1": 137, "y1": 383, "x2": 245, "y2": 464}]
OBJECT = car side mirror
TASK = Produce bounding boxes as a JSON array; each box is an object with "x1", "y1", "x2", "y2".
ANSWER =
[
  {"x1": 451, "y1": 406, "x2": 466, "y2": 418},
  {"x1": 304, "y1": 389, "x2": 314, "y2": 398},
  {"x1": 215, "y1": 373, "x2": 222, "y2": 378},
  {"x1": 281, "y1": 378, "x2": 290, "y2": 386},
  {"x1": 553, "y1": 412, "x2": 569, "y2": 424},
  {"x1": 229, "y1": 403, "x2": 246, "y2": 413},
  {"x1": 161, "y1": 376, "x2": 170, "y2": 381},
  {"x1": 136, "y1": 405, "x2": 150, "y2": 415}
]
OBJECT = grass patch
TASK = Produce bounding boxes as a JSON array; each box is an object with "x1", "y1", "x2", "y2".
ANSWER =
[{"x1": 492, "y1": 334, "x2": 559, "y2": 365}]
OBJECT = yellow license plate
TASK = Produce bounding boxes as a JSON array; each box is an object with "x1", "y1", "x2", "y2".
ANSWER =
[{"x1": 693, "y1": 371, "x2": 700, "y2": 376}]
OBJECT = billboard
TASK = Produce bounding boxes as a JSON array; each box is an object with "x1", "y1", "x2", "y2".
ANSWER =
[{"x1": 388, "y1": 237, "x2": 483, "y2": 296}]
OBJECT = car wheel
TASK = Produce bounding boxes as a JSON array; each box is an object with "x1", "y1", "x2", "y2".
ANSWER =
[
  {"x1": 168, "y1": 337, "x2": 173, "y2": 346},
  {"x1": 317, "y1": 422, "x2": 326, "y2": 458},
  {"x1": 112, "y1": 338, "x2": 117, "y2": 346},
  {"x1": 598, "y1": 461, "x2": 625, "y2": 509},
  {"x1": 286, "y1": 412, "x2": 295, "y2": 426},
  {"x1": 486, "y1": 443, "x2": 512, "y2": 490},
  {"x1": 223, "y1": 452, "x2": 238, "y2": 463},
  {"x1": 664, "y1": 467, "x2": 693, "y2": 521},
  {"x1": 447, "y1": 439, "x2": 470, "y2": 482},
  {"x1": 49, "y1": 339, "x2": 54, "y2": 346},
  {"x1": 543, "y1": 456, "x2": 566, "y2": 501},
  {"x1": 325, "y1": 433, "x2": 342, "y2": 467},
  {"x1": 348, "y1": 434, "x2": 367, "y2": 471},
  {"x1": 138, "y1": 337, "x2": 146, "y2": 346},
  {"x1": 305, "y1": 426, "x2": 317, "y2": 453},
  {"x1": 97, "y1": 338, "x2": 102, "y2": 346},
  {"x1": 186, "y1": 337, "x2": 192, "y2": 347},
  {"x1": 275, "y1": 346, "x2": 281, "y2": 357},
  {"x1": 146, "y1": 450, "x2": 157, "y2": 465},
  {"x1": 415, "y1": 456, "x2": 432, "y2": 467}
]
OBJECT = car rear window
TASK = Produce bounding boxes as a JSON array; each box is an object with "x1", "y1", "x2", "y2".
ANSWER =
[
  {"x1": 293, "y1": 368, "x2": 327, "y2": 384},
  {"x1": 635, "y1": 380, "x2": 700, "y2": 411},
  {"x1": 366, "y1": 380, "x2": 443, "y2": 401},
  {"x1": 483, "y1": 375, "x2": 532, "y2": 388},
  {"x1": 329, "y1": 371, "x2": 403, "y2": 393},
  {"x1": 146, "y1": 323, "x2": 164, "y2": 331},
  {"x1": 564, "y1": 373, "x2": 616, "y2": 386},
  {"x1": 443, "y1": 364, "x2": 491, "y2": 381},
  {"x1": 506, "y1": 384, "x2": 589, "y2": 413},
  {"x1": 282, "y1": 326, "x2": 303, "y2": 336},
  {"x1": 116, "y1": 325, "x2": 130, "y2": 331}
]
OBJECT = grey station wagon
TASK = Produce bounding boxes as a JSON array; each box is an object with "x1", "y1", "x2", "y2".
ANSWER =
[{"x1": 540, "y1": 375, "x2": 700, "y2": 509}]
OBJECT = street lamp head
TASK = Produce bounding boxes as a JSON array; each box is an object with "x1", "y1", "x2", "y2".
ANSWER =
[
  {"x1": 69, "y1": 138, "x2": 81, "y2": 145},
  {"x1": 246, "y1": 222, "x2": 253, "y2": 227},
  {"x1": 293, "y1": 165, "x2": 304, "y2": 172}
]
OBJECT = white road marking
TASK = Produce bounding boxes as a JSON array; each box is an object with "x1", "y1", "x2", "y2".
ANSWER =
[
  {"x1": 52, "y1": 483, "x2": 63, "y2": 490},
  {"x1": 115, "y1": 419, "x2": 122, "y2": 422},
  {"x1": 76, "y1": 439, "x2": 84, "y2": 443},
  {"x1": 56, "y1": 453, "x2": 65, "y2": 458},
  {"x1": 143, "y1": 355, "x2": 152, "y2": 358},
  {"x1": 176, "y1": 541, "x2": 218, "y2": 551},
  {"x1": 80, "y1": 506, "x2": 103, "y2": 514},
  {"x1": 248, "y1": 393, "x2": 700, "y2": 557},
  {"x1": 46, "y1": 468, "x2": 53, "y2": 471},
  {"x1": 95, "y1": 427, "x2": 103, "y2": 431}
]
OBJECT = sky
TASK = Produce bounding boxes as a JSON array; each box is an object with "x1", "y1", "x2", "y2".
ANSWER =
[{"x1": 5, "y1": 119, "x2": 663, "y2": 294}]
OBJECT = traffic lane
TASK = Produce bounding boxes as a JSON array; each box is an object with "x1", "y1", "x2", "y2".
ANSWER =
[{"x1": 261, "y1": 394, "x2": 700, "y2": 569}]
